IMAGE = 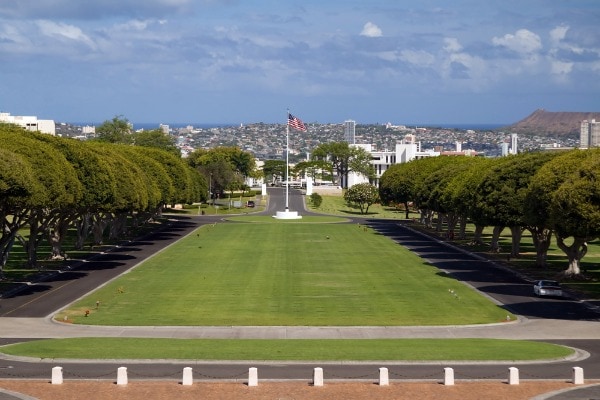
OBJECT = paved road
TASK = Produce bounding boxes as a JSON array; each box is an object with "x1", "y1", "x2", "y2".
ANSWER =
[{"x1": 1, "y1": 187, "x2": 600, "y2": 391}]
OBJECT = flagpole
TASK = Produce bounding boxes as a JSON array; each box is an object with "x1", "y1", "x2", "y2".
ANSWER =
[{"x1": 285, "y1": 110, "x2": 290, "y2": 210}]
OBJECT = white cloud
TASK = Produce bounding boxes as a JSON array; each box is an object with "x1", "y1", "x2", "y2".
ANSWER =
[
  {"x1": 360, "y1": 22, "x2": 382, "y2": 38},
  {"x1": 551, "y1": 60, "x2": 573, "y2": 75},
  {"x1": 492, "y1": 29, "x2": 542, "y2": 54},
  {"x1": 0, "y1": 24, "x2": 30, "y2": 47},
  {"x1": 550, "y1": 25, "x2": 569, "y2": 43},
  {"x1": 443, "y1": 37, "x2": 462, "y2": 53},
  {"x1": 113, "y1": 19, "x2": 152, "y2": 31},
  {"x1": 36, "y1": 20, "x2": 96, "y2": 49},
  {"x1": 399, "y1": 50, "x2": 435, "y2": 66}
]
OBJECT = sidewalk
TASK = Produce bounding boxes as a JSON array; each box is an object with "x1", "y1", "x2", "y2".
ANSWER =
[{"x1": 0, "y1": 316, "x2": 599, "y2": 340}]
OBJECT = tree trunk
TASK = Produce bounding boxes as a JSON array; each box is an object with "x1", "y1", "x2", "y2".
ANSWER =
[
  {"x1": 92, "y1": 214, "x2": 109, "y2": 245},
  {"x1": 472, "y1": 224, "x2": 485, "y2": 245},
  {"x1": 435, "y1": 212, "x2": 444, "y2": 232},
  {"x1": 110, "y1": 212, "x2": 129, "y2": 240},
  {"x1": 49, "y1": 217, "x2": 71, "y2": 259},
  {"x1": 509, "y1": 226, "x2": 523, "y2": 258},
  {"x1": 404, "y1": 201, "x2": 410, "y2": 219},
  {"x1": 446, "y1": 212, "x2": 458, "y2": 240},
  {"x1": 0, "y1": 211, "x2": 29, "y2": 276},
  {"x1": 490, "y1": 226, "x2": 505, "y2": 253},
  {"x1": 24, "y1": 212, "x2": 42, "y2": 269},
  {"x1": 0, "y1": 234, "x2": 16, "y2": 278},
  {"x1": 556, "y1": 235, "x2": 587, "y2": 276},
  {"x1": 458, "y1": 216, "x2": 467, "y2": 240},
  {"x1": 422, "y1": 209, "x2": 434, "y2": 228},
  {"x1": 528, "y1": 226, "x2": 553, "y2": 268},
  {"x1": 75, "y1": 213, "x2": 92, "y2": 250}
]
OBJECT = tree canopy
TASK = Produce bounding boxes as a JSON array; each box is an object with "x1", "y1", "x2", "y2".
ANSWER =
[
  {"x1": 0, "y1": 123, "x2": 206, "y2": 275},
  {"x1": 378, "y1": 150, "x2": 600, "y2": 276},
  {"x1": 311, "y1": 142, "x2": 373, "y2": 188}
]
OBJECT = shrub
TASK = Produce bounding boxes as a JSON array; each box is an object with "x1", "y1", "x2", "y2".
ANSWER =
[{"x1": 310, "y1": 193, "x2": 323, "y2": 208}]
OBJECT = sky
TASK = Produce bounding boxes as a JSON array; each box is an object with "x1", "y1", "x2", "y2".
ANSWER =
[{"x1": 1, "y1": 0, "x2": 599, "y2": 126}]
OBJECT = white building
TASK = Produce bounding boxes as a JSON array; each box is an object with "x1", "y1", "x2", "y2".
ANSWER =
[
  {"x1": 0, "y1": 112, "x2": 56, "y2": 135},
  {"x1": 510, "y1": 133, "x2": 518, "y2": 154},
  {"x1": 82, "y1": 125, "x2": 96, "y2": 135},
  {"x1": 348, "y1": 134, "x2": 440, "y2": 187},
  {"x1": 580, "y1": 119, "x2": 600, "y2": 148},
  {"x1": 344, "y1": 120, "x2": 356, "y2": 144}
]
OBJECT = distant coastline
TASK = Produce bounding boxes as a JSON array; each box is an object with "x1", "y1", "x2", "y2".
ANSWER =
[
  {"x1": 406, "y1": 123, "x2": 506, "y2": 130},
  {"x1": 69, "y1": 122, "x2": 507, "y2": 131}
]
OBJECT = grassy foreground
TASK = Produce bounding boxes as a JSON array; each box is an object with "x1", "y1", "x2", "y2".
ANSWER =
[
  {"x1": 0, "y1": 338, "x2": 572, "y2": 361},
  {"x1": 57, "y1": 221, "x2": 511, "y2": 326}
]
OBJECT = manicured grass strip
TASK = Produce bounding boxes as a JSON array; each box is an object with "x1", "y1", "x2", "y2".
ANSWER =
[
  {"x1": 57, "y1": 222, "x2": 511, "y2": 326},
  {"x1": 0, "y1": 338, "x2": 572, "y2": 361},
  {"x1": 225, "y1": 215, "x2": 348, "y2": 223}
]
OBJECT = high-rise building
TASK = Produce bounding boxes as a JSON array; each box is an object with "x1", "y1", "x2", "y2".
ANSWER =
[
  {"x1": 580, "y1": 119, "x2": 600, "y2": 148},
  {"x1": 511, "y1": 133, "x2": 518, "y2": 154},
  {"x1": 344, "y1": 120, "x2": 356, "y2": 144}
]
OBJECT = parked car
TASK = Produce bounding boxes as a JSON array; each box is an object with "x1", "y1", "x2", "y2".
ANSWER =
[
  {"x1": 533, "y1": 280, "x2": 563, "y2": 297},
  {"x1": 246, "y1": 200, "x2": 255, "y2": 208}
]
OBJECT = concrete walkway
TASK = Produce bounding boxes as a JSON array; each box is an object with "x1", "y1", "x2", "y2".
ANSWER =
[{"x1": 0, "y1": 315, "x2": 599, "y2": 340}]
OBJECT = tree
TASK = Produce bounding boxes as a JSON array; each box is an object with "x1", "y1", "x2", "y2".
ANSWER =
[
  {"x1": 549, "y1": 149, "x2": 600, "y2": 276},
  {"x1": 197, "y1": 159, "x2": 236, "y2": 202},
  {"x1": 187, "y1": 146, "x2": 254, "y2": 196},
  {"x1": 443, "y1": 157, "x2": 492, "y2": 240},
  {"x1": 312, "y1": 142, "x2": 373, "y2": 188},
  {"x1": 35, "y1": 134, "x2": 117, "y2": 256},
  {"x1": 0, "y1": 130, "x2": 82, "y2": 268},
  {"x1": 133, "y1": 129, "x2": 180, "y2": 157},
  {"x1": 379, "y1": 163, "x2": 416, "y2": 219},
  {"x1": 471, "y1": 152, "x2": 559, "y2": 256},
  {"x1": 523, "y1": 150, "x2": 589, "y2": 267},
  {"x1": 344, "y1": 183, "x2": 379, "y2": 214},
  {"x1": 420, "y1": 157, "x2": 478, "y2": 236},
  {"x1": 262, "y1": 160, "x2": 286, "y2": 185},
  {"x1": 95, "y1": 115, "x2": 133, "y2": 144},
  {"x1": 0, "y1": 125, "x2": 40, "y2": 275},
  {"x1": 293, "y1": 160, "x2": 329, "y2": 184}
]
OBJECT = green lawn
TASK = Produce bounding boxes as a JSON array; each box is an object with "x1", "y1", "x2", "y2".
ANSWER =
[
  {"x1": 56, "y1": 220, "x2": 511, "y2": 326},
  {"x1": 0, "y1": 338, "x2": 571, "y2": 361}
]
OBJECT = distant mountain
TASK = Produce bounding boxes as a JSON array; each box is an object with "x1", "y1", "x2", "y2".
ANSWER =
[{"x1": 503, "y1": 109, "x2": 600, "y2": 137}]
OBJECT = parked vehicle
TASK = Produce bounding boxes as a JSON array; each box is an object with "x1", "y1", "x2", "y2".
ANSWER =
[
  {"x1": 246, "y1": 200, "x2": 255, "y2": 208},
  {"x1": 533, "y1": 280, "x2": 563, "y2": 297}
]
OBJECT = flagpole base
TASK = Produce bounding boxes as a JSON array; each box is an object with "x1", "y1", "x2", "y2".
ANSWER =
[{"x1": 273, "y1": 210, "x2": 302, "y2": 220}]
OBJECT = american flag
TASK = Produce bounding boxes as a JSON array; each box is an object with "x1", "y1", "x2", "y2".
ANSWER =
[{"x1": 288, "y1": 113, "x2": 307, "y2": 132}]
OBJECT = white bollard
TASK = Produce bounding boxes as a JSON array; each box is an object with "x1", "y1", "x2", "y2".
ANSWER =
[
  {"x1": 313, "y1": 367, "x2": 324, "y2": 387},
  {"x1": 508, "y1": 367, "x2": 519, "y2": 385},
  {"x1": 443, "y1": 367, "x2": 454, "y2": 386},
  {"x1": 379, "y1": 367, "x2": 389, "y2": 386},
  {"x1": 117, "y1": 367, "x2": 128, "y2": 386},
  {"x1": 573, "y1": 366, "x2": 584, "y2": 385},
  {"x1": 248, "y1": 367, "x2": 258, "y2": 387},
  {"x1": 182, "y1": 367, "x2": 193, "y2": 386},
  {"x1": 51, "y1": 366, "x2": 63, "y2": 385}
]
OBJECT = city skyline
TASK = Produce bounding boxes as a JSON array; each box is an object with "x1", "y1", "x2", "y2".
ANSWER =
[{"x1": 1, "y1": 1, "x2": 599, "y2": 125}]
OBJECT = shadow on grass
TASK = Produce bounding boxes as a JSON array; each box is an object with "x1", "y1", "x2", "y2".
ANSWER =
[{"x1": 338, "y1": 209, "x2": 379, "y2": 216}]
